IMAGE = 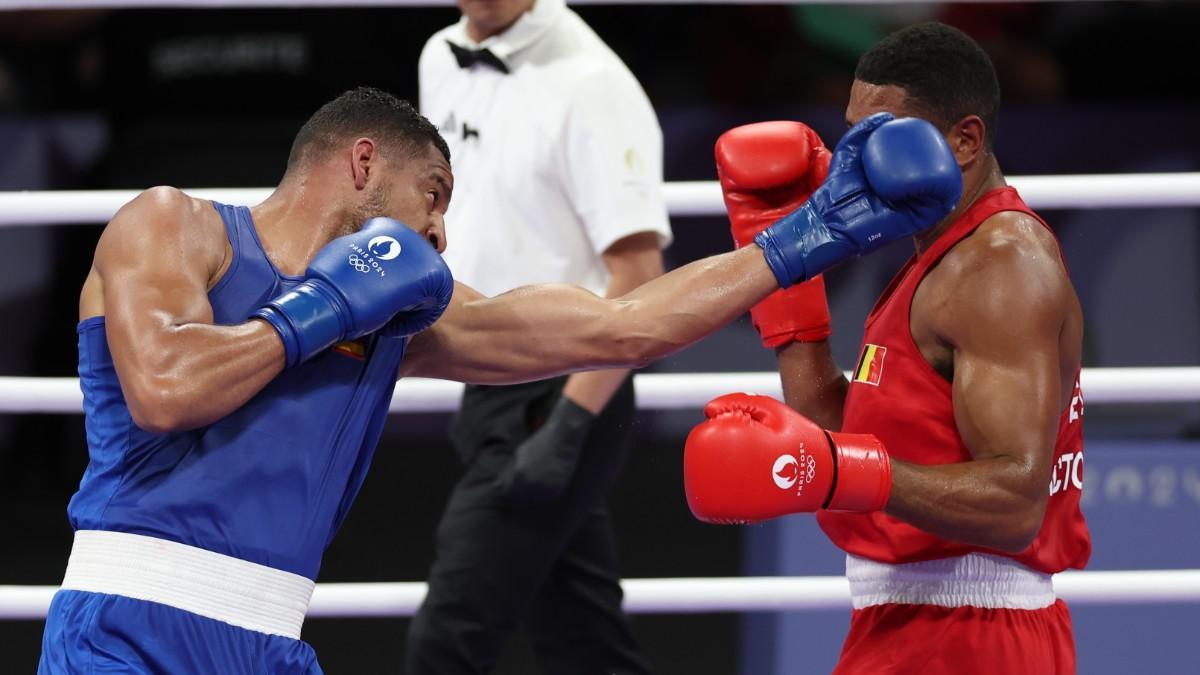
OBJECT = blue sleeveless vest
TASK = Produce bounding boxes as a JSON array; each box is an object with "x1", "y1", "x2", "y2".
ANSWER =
[{"x1": 69, "y1": 202, "x2": 406, "y2": 580}]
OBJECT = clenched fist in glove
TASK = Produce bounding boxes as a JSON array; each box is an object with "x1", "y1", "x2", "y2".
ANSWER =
[
  {"x1": 754, "y1": 113, "x2": 962, "y2": 287},
  {"x1": 716, "y1": 121, "x2": 833, "y2": 348},
  {"x1": 684, "y1": 393, "x2": 892, "y2": 524}
]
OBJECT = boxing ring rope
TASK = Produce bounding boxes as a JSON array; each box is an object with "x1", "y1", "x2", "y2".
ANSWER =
[
  {"x1": 3, "y1": 365, "x2": 1199, "y2": 618},
  {"x1": 3, "y1": 367, "x2": 1200, "y2": 414},
  {"x1": 2, "y1": 172, "x2": 1200, "y2": 227},
  {"x1": 3, "y1": 181, "x2": 1200, "y2": 620},
  {"x1": 2, "y1": 569, "x2": 1199, "y2": 620}
]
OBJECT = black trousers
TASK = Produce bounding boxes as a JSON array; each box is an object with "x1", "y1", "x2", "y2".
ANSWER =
[{"x1": 406, "y1": 377, "x2": 651, "y2": 675}]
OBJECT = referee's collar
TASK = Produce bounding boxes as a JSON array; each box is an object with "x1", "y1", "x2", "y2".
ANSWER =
[{"x1": 446, "y1": 0, "x2": 564, "y2": 65}]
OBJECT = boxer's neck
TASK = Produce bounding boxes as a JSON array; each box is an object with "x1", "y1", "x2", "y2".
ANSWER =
[
  {"x1": 915, "y1": 155, "x2": 1005, "y2": 255},
  {"x1": 250, "y1": 172, "x2": 350, "y2": 277}
]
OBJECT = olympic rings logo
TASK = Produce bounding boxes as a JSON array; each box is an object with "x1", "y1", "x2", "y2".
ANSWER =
[{"x1": 348, "y1": 254, "x2": 371, "y2": 273}]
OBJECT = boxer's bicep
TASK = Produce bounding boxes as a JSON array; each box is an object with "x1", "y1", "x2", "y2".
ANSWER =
[
  {"x1": 96, "y1": 189, "x2": 225, "y2": 419},
  {"x1": 884, "y1": 224, "x2": 1076, "y2": 552},
  {"x1": 945, "y1": 239, "x2": 1066, "y2": 497}
]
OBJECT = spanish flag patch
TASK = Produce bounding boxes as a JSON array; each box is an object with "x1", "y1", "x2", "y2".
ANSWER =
[
  {"x1": 852, "y1": 344, "x2": 887, "y2": 386},
  {"x1": 332, "y1": 339, "x2": 368, "y2": 361}
]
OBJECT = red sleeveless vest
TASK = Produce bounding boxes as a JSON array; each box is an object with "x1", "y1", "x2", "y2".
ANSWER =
[{"x1": 817, "y1": 187, "x2": 1091, "y2": 574}]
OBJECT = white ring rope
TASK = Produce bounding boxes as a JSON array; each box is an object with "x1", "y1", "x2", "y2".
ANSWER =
[
  {"x1": 2, "y1": 368, "x2": 1199, "y2": 414},
  {"x1": 1, "y1": 569, "x2": 1197, "y2": 620},
  {"x1": 2, "y1": 172, "x2": 1199, "y2": 228}
]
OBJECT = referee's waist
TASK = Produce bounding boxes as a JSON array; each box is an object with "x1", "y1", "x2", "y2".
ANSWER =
[
  {"x1": 846, "y1": 552, "x2": 1055, "y2": 610},
  {"x1": 59, "y1": 530, "x2": 314, "y2": 639}
]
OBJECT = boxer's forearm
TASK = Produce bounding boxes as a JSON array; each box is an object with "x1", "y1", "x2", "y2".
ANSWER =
[
  {"x1": 604, "y1": 245, "x2": 777, "y2": 363},
  {"x1": 776, "y1": 341, "x2": 848, "y2": 430},
  {"x1": 115, "y1": 319, "x2": 286, "y2": 433},
  {"x1": 404, "y1": 246, "x2": 778, "y2": 383},
  {"x1": 562, "y1": 232, "x2": 665, "y2": 414},
  {"x1": 885, "y1": 457, "x2": 1048, "y2": 554}
]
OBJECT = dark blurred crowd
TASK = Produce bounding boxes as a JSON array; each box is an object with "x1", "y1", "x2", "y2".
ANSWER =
[{"x1": 0, "y1": 2, "x2": 1197, "y2": 115}]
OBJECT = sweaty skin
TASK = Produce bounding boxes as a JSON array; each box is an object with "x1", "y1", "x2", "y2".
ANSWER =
[
  {"x1": 82, "y1": 136, "x2": 779, "y2": 434},
  {"x1": 559, "y1": 232, "x2": 665, "y2": 414},
  {"x1": 400, "y1": 246, "x2": 773, "y2": 383},
  {"x1": 776, "y1": 81, "x2": 1084, "y2": 553}
]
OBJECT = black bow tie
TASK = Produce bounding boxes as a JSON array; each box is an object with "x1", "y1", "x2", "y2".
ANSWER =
[{"x1": 447, "y1": 41, "x2": 509, "y2": 74}]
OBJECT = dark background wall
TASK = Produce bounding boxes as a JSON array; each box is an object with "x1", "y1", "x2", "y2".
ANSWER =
[{"x1": 1, "y1": 2, "x2": 1199, "y2": 673}]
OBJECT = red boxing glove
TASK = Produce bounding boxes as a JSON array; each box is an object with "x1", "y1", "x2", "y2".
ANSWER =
[
  {"x1": 683, "y1": 393, "x2": 891, "y2": 524},
  {"x1": 716, "y1": 122, "x2": 833, "y2": 348}
]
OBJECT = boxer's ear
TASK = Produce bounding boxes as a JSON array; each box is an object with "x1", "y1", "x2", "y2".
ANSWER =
[
  {"x1": 350, "y1": 137, "x2": 377, "y2": 190},
  {"x1": 947, "y1": 115, "x2": 985, "y2": 169}
]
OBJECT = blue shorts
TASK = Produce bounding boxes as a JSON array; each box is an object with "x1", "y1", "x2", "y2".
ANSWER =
[{"x1": 39, "y1": 590, "x2": 323, "y2": 674}]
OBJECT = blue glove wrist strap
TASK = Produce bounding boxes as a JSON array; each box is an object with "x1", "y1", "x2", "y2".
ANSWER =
[
  {"x1": 253, "y1": 308, "x2": 302, "y2": 368},
  {"x1": 755, "y1": 203, "x2": 859, "y2": 287},
  {"x1": 253, "y1": 282, "x2": 348, "y2": 368}
]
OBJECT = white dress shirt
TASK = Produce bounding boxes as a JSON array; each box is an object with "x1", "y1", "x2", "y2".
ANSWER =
[{"x1": 419, "y1": 0, "x2": 672, "y2": 297}]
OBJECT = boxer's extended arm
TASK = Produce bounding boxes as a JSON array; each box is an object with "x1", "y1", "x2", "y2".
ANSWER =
[
  {"x1": 401, "y1": 245, "x2": 776, "y2": 383},
  {"x1": 884, "y1": 220, "x2": 1068, "y2": 553},
  {"x1": 406, "y1": 117, "x2": 958, "y2": 384},
  {"x1": 561, "y1": 231, "x2": 665, "y2": 413},
  {"x1": 96, "y1": 188, "x2": 286, "y2": 433}
]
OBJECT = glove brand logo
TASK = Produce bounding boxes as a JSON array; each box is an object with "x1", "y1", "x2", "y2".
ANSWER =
[
  {"x1": 773, "y1": 454, "x2": 799, "y2": 489},
  {"x1": 348, "y1": 242, "x2": 390, "y2": 278},
  {"x1": 367, "y1": 235, "x2": 402, "y2": 261}
]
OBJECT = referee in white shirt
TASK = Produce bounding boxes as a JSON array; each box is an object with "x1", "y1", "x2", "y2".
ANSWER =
[{"x1": 407, "y1": 0, "x2": 671, "y2": 673}]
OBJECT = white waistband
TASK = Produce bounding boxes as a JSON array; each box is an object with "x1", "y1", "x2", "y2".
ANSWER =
[
  {"x1": 846, "y1": 553, "x2": 1055, "y2": 610},
  {"x1": 60, "y1": 530, "x2": 315, "y2": 639}
]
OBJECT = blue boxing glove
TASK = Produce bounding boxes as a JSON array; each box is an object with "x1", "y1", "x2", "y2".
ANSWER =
[
  {"x1": 254, "y1": 217, "x2": 454, "y2": 367},
  {"x1": 754, "y1": 113, "x2": 962, "y2": 287}
]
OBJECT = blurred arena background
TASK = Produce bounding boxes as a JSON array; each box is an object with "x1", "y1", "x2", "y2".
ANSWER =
[{"x1": 1, "y1": 1, "x2": 1199, "y2": 673}]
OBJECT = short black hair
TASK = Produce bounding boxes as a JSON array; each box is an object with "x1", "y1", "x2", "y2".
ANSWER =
[
  {"x1": 855, "y1": 23, "x2": 1001, "y2": 148},
  {"x1": 287, "y1": 86, "x2": 450, "y2": 169}
]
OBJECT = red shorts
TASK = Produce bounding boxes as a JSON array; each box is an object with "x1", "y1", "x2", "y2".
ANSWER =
[{"x1": 833, "y1": 599, "x2": 1076, "y2": 674}]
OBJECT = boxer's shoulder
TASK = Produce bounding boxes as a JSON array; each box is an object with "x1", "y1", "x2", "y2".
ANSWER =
[
  {"x1": 971, "y1": 210, "x2": 1060, "y2": 261},
  {"x1": 917, "y1": 210, "x2": 1069, "y2": 343},
  {"x1": 123, "y1": 186, "x2": 222, "y2": 240},
  {"x1": 928, "y1": 211, "x2": 1062, "y2": 287},
  {"x1": 96, "y1": 186, "x2": 228, "y2": 279}
]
